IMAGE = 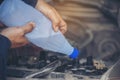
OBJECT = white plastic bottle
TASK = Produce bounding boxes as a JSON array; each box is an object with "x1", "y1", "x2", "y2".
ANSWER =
[{"x1": 0, "y1": 0, "x2": 79, "y2": 59}]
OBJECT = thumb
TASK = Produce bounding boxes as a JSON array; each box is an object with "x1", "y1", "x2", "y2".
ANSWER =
[
  {"x1": 21, "y1": 22, "x2": 35, "y2": 34},
  {"x1": 52, "y1": 23, "x2": 59, "y2": 32}
]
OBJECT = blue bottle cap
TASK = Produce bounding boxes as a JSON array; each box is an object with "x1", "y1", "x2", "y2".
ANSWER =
[{"x1": 69, "y1": 48, "x2": 80, "y2": 59}]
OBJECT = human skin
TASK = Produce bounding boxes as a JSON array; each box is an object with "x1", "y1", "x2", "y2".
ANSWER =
[
  {"x1": 0, "y1": 22, "x2": 35, "y2": 48},
  {"x1": 35, "y1": 0, "x2": 67, "y2": 34},
  {"x1": 0, "y1": 0, "x2": 67, "y2": 48}
]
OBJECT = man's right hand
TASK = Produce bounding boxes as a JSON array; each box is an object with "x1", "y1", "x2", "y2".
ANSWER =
[
  {"x1": 0, "y1": 22, "x2": 35, "y2": 48},
  {"x1": 35, "y1": 0, "x2": 67, "y2": 34}
]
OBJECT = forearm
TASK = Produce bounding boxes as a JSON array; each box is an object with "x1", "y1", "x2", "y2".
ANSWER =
[
  {"x1": 35, "y1": 0, "x2": 56, "y2": 20},
  {"x1": 35, "y1": 0, "x2": 52, "y2": 13}
]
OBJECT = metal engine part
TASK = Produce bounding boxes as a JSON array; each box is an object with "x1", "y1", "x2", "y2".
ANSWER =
[{"x1": 7, "y1": 50, "x2": 108, "y2": 80}]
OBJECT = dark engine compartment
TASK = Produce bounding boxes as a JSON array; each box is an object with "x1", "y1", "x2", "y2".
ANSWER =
[{"x1": 7, "y1": 50, "x2": 108, "y2": 80}]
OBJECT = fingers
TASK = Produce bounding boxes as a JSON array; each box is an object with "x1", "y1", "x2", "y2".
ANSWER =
[
  {"x1": 0, "y1": 22, "x2": 34, "y2": 48},
  {"x1": 52, "y1": 20, "x2": 67, "y2": 34},
  {"x1": 51, "y1": 9, "x2": 67, "y2": 33},
  {"x1": 49, "y1": 10, "x2": 61, "y2": 32},
  {"x1": 11, "y1": 22, "x2": 35, "y2": 48},
  {"x1": 11, "y1": 37, "x2": 29, "y2": 48},
  {"x1": 60, "y1": 28, "x2": 66, "y2": 34},
  {"x1": 59, "y1": 20, "x2": 67, "y2": 34},
  {"x1": 21, "y1": 22, "x2": 35, "y2": 34},
  {"x1": 52, "y1": 22, "x2": 60, "y2": 32}
]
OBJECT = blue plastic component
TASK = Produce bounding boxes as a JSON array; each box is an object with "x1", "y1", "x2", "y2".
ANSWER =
[{"x1": 69, "y1": 48, "x2": 80, "y2": 59}]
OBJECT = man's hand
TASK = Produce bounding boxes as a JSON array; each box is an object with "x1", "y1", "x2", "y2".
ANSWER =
[
  {"x1": 35, "y1": 0, "x2": 67, "y2": 34},
  {"x1": 0, "y1": 22, "x2": 35, "y2": 48}
]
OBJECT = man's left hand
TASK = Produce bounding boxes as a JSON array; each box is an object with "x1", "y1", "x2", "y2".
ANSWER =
[{"x1": 35, "y1": 0, "x2": 67, "y2": 34}]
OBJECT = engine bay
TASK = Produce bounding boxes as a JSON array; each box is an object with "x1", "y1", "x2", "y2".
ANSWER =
[{"x1": 7, "y1": 50, "x2": 109, "y2": 80}]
